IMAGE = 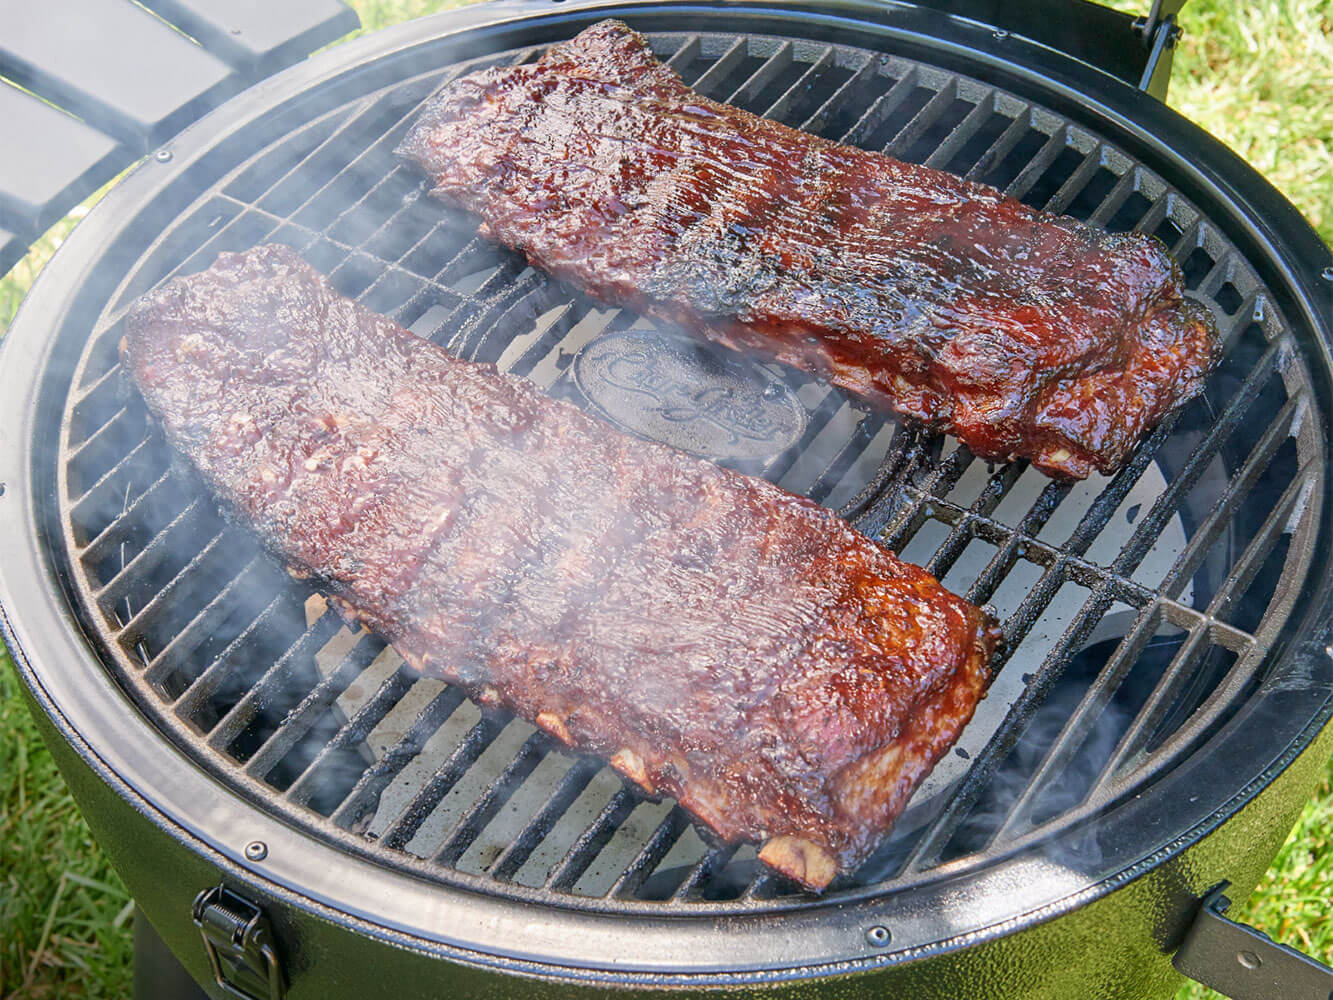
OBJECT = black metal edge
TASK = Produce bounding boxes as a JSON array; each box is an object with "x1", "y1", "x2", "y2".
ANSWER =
[{"x1": 1, "y1": 0, "x2": 1331, "y2": 980}]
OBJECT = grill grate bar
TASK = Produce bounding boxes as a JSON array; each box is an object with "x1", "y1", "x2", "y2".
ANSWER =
[
  {"x1": 65, "y1": 403, "x2": 135, "y2": 465},
  {"x1": 668, "y1": 844, "x2": 740, "y2": 902},
  {"x1": 989, "y1": 600, "x2": 1166, "y2": 840},
  {"x1": 806, "y1": 408, "x2": 883, "y2": 505},
  {"x1": 1203, "y1": 469, "x2": 1313, "y2": 621},
  {"x1": 93, "y1": 500, "x2": 216, "y2": 614},
  {"x1": 661, "y1": 35, "x2": 702, "y2": 72},
  {"x1": 760, "y1": 46, "x2": 834, "y2": 123},
  {"x1": 1041, "y1": 144, "x2": 1105, "y2": 216},
  {"x1": 143, "y1": 556, "x2": 276, "y2": 685},
  {"x1": 487, "y1": 756, "x2": 602, "y2": 880},
  {"x1": 250, "y1": 79, "x2": 465, "y2": 228},
  {"x1": 108, "y1": 522, "x2": 228, "y2": 638},
  {"x1": 1159, "y1": 393, "x2": 1306, "y2": 599},
  {"x1": 331, "y1": 685, "x2": 471, "y2": 832},
  {"x1": 843, "y1": 64, "x2": 921, "y2": 150},
  {"x1": 1004, "y1": 125, "x2": 1070, "y2": 202},
  {"x1": 544, "y1": 788, "x2": 639, "y2": 892},
  {"x1": 1109, "y1": 335, "x2": 1288, "y2": 580},
  {"x1": 762, "y1": 386, "x2": 856, "y2": 484},
  {"x1": 169, "y1": 590, "x2": 292, "y2": 720},
  {"x1": 195, "y1": 604, "x2": 347, "y2": 747},
  {"x1": 924, "y1": 461, "x2": 1029, "y2": 583},
  {"x1": 1085, "y1": 167, "x2": 1141, "y2": 229},
  {"x1": 963, "y1": 109, "x2": 1033, "y2": 182},
  {"x1": 1098, "y1": 477, "x2": 1313, "y2": 796},
  {"x1": 904, "y1": 577, "x2": 1119, "y2": 871},
  {"x1": 1097, "y1": 623, "x2": 1213, "y2": 782},
  {"x1": 238, "y1": 631, "x2": 386, "y2": 775},
  {"x1": 887, "y1": 484, "x2": 1158, "y2": 608},
  {"x1": 608, "y1": 806, "x2": 692, "y2": 899},
  {"x1": 883, "y1": 76, "x2": 958, "y2": 159},
  {"x1": 69, "y1": 424, "x2": 154, "y2": 512},
  {"x1": 282, "y1": 666, "x2": 416, "y2": 808},
  {"x1": 724, "y1": 41, "x2": 794, "y2": 109},
  {"x1": 800, "y1": 54, "x2": 876, "y2": 135},
  {"x1": 70, "y1": 357, "x2": 125, "y2": 410},
  {"x1": 1061, "y1": 411, "x2": 1189, "y2": 561},
  {"x1": 684, "y1": 36, "x2": 746, "y2": 95},
  {"x1": 378, "y1": 712, "x2": 507, "y2": 849},
  {"x1": 924, "y1": 89, "x2": 998, "y2": 170},
  {"x1": 430, "y1": 730, "x2": 552, "y2": 865},
  {"x1": 78, "y1": 473, "x2": 187, "y2": 569},
  {"x1": 213, "y1": 193, "x2": 474, "y2": 315}
]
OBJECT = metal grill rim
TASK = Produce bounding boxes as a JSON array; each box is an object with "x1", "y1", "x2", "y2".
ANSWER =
[{"x1": 40, "y1": 21, "x2": 1329, "y2": 915}]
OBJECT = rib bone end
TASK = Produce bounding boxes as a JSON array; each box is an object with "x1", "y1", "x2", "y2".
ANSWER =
[
  {"x1": 610, "y1": 748, "x2": 654, "y2": 794},
  {"x1": 758, "y1": 835, "x2": 838, "y2": 891},
  {"x1": 536, "y1": 711, "x2": 573, "y2": 745}
]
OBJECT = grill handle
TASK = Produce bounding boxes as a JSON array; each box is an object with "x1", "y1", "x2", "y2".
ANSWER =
[{"x1": 1173, "y1": 883, "x2": 1333, "y2": 999}]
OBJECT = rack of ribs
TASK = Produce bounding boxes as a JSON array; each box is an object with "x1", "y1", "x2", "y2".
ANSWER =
[
  {"x1": 398, "y1": 19, "x2": 1221, "y2": 479},
  {"x1": 123, "y1": 244, "x2": 998, "y2": 891}
]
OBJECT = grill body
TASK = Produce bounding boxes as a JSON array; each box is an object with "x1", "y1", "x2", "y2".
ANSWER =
[{"x1": 3, "y1": 0, "x2": 1332, "y2": 996}]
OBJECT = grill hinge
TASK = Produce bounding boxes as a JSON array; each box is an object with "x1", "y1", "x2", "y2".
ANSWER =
[
  {"x1": 192, "y1": 886, "x2": 286, "y2": 1000},
  {"x1": 1132, "y1": 0, "x2": 1185, "y2": 100},
  {"x1": 1173, "y1": 883, "x2": 1333, "y2": 999}
]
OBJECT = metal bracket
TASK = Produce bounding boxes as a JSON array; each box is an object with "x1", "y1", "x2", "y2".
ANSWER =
[
  {"x1": 1173, "y1": 883, "x2": 1333, "y2": 999},
  {"x1": 192, "y1": 886, "x2": 286, "y2": 1000},
  {"x1": 1135, "y1": 15, "x2": 1183, "y2": 100},
  {"x1": 1131, "y1": 0, "x2": 1185, "y2": 100}
]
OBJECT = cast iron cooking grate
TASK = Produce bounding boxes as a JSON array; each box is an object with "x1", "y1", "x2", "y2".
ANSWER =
[{"x1": 55, "y1": 30, "x2": 1323, "y2": 908}]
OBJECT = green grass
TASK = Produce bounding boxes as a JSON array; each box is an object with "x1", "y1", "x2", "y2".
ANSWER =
[{"x1": 1, "y1": 1, "x2": 1330, "y2": 996}]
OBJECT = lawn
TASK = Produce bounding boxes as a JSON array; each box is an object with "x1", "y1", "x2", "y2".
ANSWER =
[{"x1": 1, "y1": 0, "x2": 1330, "y2": 996}]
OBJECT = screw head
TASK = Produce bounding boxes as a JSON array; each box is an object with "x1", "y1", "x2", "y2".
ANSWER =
[
  {"x1": 1321, "y1": 266, "x2": 1333, "y2": 282},
  {"x1": 992, "y1": 29, "x2": 1009, "y2": 40},
  {"x1": 244, "y1": 840, "x2": 268, "y2": 861},
  {"x1": 154, "y1": 149, "x2": 173, "y2": 163},
  {"x1": 1237, "y1": 950, "x2": 1261, "y2": 970},
  {"x1": 865, "y1": 925, "x2": 891, "y2": 947}
]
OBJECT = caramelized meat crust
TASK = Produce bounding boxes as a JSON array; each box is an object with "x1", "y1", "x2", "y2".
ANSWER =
[
  {"x1": 398, "y1": 20, "x2": 1221, "y2": 479},
  {"x1": 123, "y1": 245, "x2": 998, "y2": 890}
]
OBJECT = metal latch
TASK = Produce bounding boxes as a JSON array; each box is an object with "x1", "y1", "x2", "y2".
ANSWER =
[
  {"x1": 192, "y1": 886, "x2": 286, "y2": 1000},
  {"x1": 1173, "y1": 883, "x2": 1333, "y2": 999}
]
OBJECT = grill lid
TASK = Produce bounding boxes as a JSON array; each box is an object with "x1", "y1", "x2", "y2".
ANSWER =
[{"x1": 2, "y1": 0, "x2": 1332, "y2": 982}]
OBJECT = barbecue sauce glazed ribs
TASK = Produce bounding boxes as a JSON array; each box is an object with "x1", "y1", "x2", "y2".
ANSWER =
[
  {"x1": 123, "y1": 245, "x2": 998, "y2": 891},
  {"x1": 398, "y1": 20, "x2": 1222, "y2": 479}
]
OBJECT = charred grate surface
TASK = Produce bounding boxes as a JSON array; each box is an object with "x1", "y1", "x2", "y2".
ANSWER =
[{"x1": 56, "y1": 31, "x2": 1325, "y2": 910}]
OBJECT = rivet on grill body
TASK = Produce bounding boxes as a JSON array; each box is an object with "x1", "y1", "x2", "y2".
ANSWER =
[
  {"x1": 244, "y1": 840, "x2": 268, "y2": 861},
  {"x1": 1322, "y1": 266, "x2": 1333, "y2": 282},
  {"x1": 154, "y1": 149, "x2": 173, "y2": 163},
  {"x1": 866, "y1": 925, "x2": 891, "y2": 947},
  {"x1": 993, "y1": 28, "x2": 1009, "y2": 40},
  {"x1": 1236, "y1": 950, "x2": 1261, "y2": 970}
]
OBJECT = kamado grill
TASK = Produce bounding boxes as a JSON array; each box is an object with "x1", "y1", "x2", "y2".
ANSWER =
[{"x1": 2, "y1": 0, "x2": 1332, "y2": 997}]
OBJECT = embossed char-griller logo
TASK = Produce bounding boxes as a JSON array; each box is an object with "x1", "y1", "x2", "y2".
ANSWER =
[
  {"x1": 573, "y1": 329, "x2": 806, "y2": 461},
  {"x1": 600, "y1": 349, "x2": 785, "y2": 444}
]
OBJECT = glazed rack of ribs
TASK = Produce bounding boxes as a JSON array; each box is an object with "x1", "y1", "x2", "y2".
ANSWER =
[
  {"x1": 122, "y1": 244, "x2": 999, "y2": 890},
  {"x1": 398, "y1": 19, "x2": 1222, "y2": 480}
]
